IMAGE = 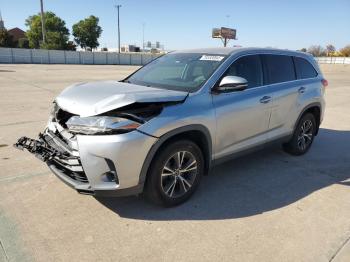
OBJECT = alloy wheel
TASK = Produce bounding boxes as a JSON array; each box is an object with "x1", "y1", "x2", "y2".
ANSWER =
[
  {"x1": 161, "y1": 151, "x2": 198, "y2": 198},
  {"x1": 297, "y1": 119, "x2": 313, "y2": 151}
]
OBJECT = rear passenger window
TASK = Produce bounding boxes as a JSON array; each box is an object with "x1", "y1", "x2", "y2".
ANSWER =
[
  {"x1": 263, "y1": 55, "x2": 296, "y2": 84},
  {"x1": 294, "y1": 57, "x2": 318, "y2": 79},
  {"x1": 225, "y1": 55, "x2": 263, "y2": 88}
]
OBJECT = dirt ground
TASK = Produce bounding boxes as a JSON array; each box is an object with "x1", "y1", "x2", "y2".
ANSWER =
[{"x1": 0, "y1": 63, "x2": 349, "y2": 262}]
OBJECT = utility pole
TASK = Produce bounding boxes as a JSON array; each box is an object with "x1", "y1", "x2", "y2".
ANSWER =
[
  {"x1": 142, "y1": 23, "x2": 145, "y2": 52},
  {"x1": 115, "y1": 4, "x2": 121, "y2": 53},
  {"x1": 0, "y1": 9, "x2": 5, "y2": 30},
  {"x1": 40, "y1": 0, "x2": 46, "y2": 44}
]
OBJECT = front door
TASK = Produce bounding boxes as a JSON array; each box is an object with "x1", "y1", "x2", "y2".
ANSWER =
[{"x1": 212, "y1": 54, "x2": 273, "y2": 159}]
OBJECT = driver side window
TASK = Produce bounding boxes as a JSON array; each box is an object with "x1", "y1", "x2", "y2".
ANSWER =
[{"x1": 225, "y1": 55, "x2": 263, "y2": 88}]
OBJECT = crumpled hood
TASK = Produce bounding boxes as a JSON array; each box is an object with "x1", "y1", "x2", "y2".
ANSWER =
[{"x1": 55, "y1": 81, "x2": 188, "y2": 117}]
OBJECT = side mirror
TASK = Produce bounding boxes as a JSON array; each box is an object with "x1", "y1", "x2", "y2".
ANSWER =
[{"x1": 215, "y1": 76, "x2": 248, "y2": 92}]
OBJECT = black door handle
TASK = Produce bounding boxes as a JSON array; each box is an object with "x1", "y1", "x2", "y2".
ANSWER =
[
  {"x1": 298, "y1": 87, "x2": 306, "y2": 93},
  {"x1": 260, "y1": 96, "x2": 271, "y2": 104}
]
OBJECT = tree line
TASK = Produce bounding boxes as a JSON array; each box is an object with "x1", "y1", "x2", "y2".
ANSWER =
[
  {"x1": 0, "y1": 11, "x2": 102, "y2": 51},
  {"x1": 300, "y1": 44, "x2": 350, "y2": 57},
  {"x1": 1, "y1": 12, "x2": 350, "y2": 56}
]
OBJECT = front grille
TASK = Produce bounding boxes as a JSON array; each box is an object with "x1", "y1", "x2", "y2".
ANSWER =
[
  {"x1": 51, "y1": 158, "x2": 88, "y2": 183},
  {"x1": 45, "y1": 133, "x2": 69, "y2": 154},
  {"x1": 44, "y1": 131, "x2": 89, "y2": 184}
]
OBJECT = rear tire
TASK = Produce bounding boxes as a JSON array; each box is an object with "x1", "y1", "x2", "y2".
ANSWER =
[
  {"x1": 283, "y1": 113, "x2": 317, "y2": 156},
  {"x1": 144, "y1": 140, "x2": 204, "y2": 207}
]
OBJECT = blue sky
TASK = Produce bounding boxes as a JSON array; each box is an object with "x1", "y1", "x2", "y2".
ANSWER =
[{"x1": 1, "y1": 0, "x2": 349, "y2": 50}]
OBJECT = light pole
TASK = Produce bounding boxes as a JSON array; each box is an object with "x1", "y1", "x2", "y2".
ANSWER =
[
  {"x1": 115, "y1": 4, "x2": 121, "y2": 53},
  {"x1": 142, "y1": 23, "x2": 145, "y2": 52},
  {"x1": 40, "y1": 0, "x2": 46, "y2": 44},
  {"x1": 226, "y1": 14, "x2": 230, "y2": 26}
]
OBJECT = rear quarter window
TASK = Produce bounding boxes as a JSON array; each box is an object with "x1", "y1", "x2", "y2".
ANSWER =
[
  {"x1": 263, "y1": 55, "x2": 296, "y2": 84},
  {"x1": 294, "y1": 57, "x2": 318, "y2": 79}
]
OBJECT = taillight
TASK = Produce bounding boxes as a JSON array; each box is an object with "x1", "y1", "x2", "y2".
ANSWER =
[{"x1": 321, "y1": 79, "x2": 328, "y2": 87}]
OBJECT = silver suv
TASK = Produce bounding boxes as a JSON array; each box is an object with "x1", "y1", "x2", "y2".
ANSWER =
[{"x1": 15, "y1": 48, "x2": 327, "y2": 206}]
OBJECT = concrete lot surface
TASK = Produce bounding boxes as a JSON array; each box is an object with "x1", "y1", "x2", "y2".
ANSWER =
[{"x1": 0, "y1": 64, "x2": 349, "y2": 262}]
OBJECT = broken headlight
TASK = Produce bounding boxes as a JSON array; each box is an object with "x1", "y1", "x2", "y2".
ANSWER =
[{"x1": 66, "y1": 116, "x2": 141, "y2": 135}]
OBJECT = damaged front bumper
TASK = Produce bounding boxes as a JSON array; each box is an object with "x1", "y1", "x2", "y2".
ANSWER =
[
  {"x1": 15, "y1": 134, "x2": 68, "y2": 162},
  {"x1": 14, "y1": 133, "x2": 91, "y2": 191},
  {"x1": 14, "y1": 125, "x2": 157, "y2": 197}
]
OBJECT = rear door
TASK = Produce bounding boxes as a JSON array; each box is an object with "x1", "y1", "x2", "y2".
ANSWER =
[
  {"x1": 212, "y1": 55, "x2": 273, "y2": 159},
  {"x1": 261, "y1": 54, "x2": 299, "y2": 140}
]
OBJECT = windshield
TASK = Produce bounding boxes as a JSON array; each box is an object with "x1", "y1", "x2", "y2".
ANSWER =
[{"x1": 125, "y1": 53, "x2": 227, "y2": 92}]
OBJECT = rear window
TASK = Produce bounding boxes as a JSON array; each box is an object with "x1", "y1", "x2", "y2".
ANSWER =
[
  {"x1": 263, "y1": 55, "x2": 296, "y2": 84},
  {"x1": 294, "y1": 57, "x2": 318, "y2": 79}
]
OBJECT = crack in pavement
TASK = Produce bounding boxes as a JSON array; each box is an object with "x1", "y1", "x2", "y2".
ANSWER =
[
  {"x1": 0, "y1": 75, "x2": 55, "y2": 93},
  {"x1": 0, "y1": 172, "x2": 50, "y2": 183},
  {"x1": 0, "y1": 119, "x2": 46, "y2": 127},
  {"x1": 0, "y1": 238, "x2": 9, "y2": 262},
  {"x1": 329, "y1": 234, "x2": 350, "y2": 261}
]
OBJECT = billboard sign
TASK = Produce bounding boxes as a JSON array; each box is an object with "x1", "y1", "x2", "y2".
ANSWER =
[
  {"x1": 221, "y1": 27, "x2": 236, "y2": 39},
  {"x1": 212, "y1": 28, "x2": 222, "y2": 38},
  {"x1": 212, "y1": 27, "x2": 236, "y2": 40}
]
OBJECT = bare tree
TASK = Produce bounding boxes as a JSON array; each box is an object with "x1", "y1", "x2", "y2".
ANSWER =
[
  {"x1": 340, "y1": 45, "x2": 350, "y2": 57},
  {"x1": 326, "y1": 44, "x2": 336, "y2": 56},
  {"x1": 307, "y1": 45, "x2": 326, "y2": 57}
]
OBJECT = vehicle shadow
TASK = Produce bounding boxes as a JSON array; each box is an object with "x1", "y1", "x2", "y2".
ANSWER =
[{"x1": 96, "y1": 128, "x2": 350, "y2": 220}]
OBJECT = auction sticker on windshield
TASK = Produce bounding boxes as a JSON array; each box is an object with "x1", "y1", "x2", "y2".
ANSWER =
[{"x1": 199, "y1": 55, "x2": 225, "y2": 61}]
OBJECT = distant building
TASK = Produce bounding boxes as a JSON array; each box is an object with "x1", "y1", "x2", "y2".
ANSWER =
[
  {"x1": 121, "y1": 45, "x2": 141, "y2": 53},
  {"x1": 143, "y1": 41, "x2": 164, "y2": 53},
  {"x1": 0, "y1": 10, "x2": 28, "y2": 48},
  {"x1": 8, "y1": 27, "x2": 26, "y2": 42}
]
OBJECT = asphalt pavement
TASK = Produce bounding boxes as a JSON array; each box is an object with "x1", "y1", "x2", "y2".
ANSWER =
[{"x1": 0, "y1": 64, "x2": 349, "y2": 262}]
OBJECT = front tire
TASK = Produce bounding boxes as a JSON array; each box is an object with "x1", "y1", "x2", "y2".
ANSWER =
[
  {"x1": 144, "y1": 140, "x2": 204, "y2": 207},
  {"x1": 283, "y1": 113, "x2": 317, "y2": 155}
]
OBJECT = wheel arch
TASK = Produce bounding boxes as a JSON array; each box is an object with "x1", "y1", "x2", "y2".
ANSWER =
[
  {"x1": 138, "y1": 125, "x2": 213, "y2": 188},
  {"x1": 295, "y1": 102, "x2": 322, "y2": 135}
]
